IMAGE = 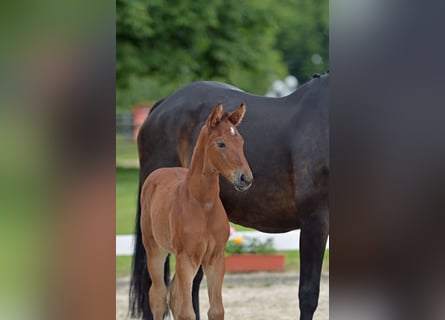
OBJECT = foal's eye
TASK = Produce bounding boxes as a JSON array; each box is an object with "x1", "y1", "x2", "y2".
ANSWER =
[{"x1": 217, "y1": 141, "x2": 226, "y2": 148}]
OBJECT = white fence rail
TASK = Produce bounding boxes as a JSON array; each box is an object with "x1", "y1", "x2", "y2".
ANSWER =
[{"x1": 116, "y1": 231, "x2": 329, "y2": 256}]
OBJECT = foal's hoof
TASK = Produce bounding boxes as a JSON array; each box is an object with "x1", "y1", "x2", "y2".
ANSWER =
[{"x1": 208, "y1": 307, "x2": 224, "y2": 320}]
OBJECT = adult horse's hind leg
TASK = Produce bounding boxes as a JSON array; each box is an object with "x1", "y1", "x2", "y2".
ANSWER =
[
  {"x1": 202, "y1": 253, "x2": 226, "y2": 320},
  {"x1": 145, "y1": 247, "x2": 169, "y2": 320},
  {"x1": 298, "y1": 207, "x2": 329, "y2": 320},
  {"x1": 170, "y1": 253, "x2": 201, "y2": 320}
]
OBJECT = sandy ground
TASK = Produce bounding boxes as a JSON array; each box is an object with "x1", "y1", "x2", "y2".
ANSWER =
[{"x1": 116, "y1": 272, "x2": 328, "y2": 320}]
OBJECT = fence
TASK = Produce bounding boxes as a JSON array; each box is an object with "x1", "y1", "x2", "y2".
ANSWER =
[{"x1": 116, "y1": 107, "x2": 151, "y2": 140}]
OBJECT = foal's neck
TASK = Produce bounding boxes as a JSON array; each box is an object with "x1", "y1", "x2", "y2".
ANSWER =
[{"x1": 185, "y1": 127, "x2": 220, "y2": 204}]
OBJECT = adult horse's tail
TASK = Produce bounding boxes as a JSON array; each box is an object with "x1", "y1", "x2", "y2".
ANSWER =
[{"x1": 129, "y1": 98, "x2": 170, "y2": 319}]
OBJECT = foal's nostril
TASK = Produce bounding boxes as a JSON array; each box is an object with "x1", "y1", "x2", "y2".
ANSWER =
[
  {"x1": 234, "y1": 171, "x2": 252, "y2": 192},
  {"x1": 240, "y1": 174, "x2": 252, "y2": 186}
]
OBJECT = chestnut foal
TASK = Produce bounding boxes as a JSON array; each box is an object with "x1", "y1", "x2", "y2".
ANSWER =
[{"x1": 140, "y1": 103, "x2": 253, "y2": 320}]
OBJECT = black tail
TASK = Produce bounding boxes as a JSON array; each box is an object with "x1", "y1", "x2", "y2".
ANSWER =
[{"x1": 129, "y1": 182, "x2": 171, "y2": 319}]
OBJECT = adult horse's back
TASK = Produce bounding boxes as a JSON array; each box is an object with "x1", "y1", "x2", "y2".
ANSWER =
[{"x1": 130, "y1": 74, "x2": 329, "y2": 320}]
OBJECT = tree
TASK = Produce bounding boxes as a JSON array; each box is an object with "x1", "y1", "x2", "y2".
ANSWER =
[
  {"x1": 273, "y1": 0, "x2": 329, "y2": 82},
  {"x1": 116, "y1": 0, "x2": 287, "y2": 109}
]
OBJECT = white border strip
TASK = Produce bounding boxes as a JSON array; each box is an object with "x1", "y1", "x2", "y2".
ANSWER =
[{"x1": 116, "y1": 231, "x2": 329, "y2": 256}]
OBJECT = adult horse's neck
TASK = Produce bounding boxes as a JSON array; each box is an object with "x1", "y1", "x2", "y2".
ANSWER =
[{"x1": 185, "y1": 126, "x2": 220, "y2": 205}]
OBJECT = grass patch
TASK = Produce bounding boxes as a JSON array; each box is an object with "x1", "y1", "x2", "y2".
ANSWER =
[
  {"x1": 116, "y1": 167, "x2": 139, "y2": 234},
  {"x1": 116, "y1": 256, "x2": 133, "y2": 278},
  {"x1": 229, "y1": 223, "x2": 254, "y2": 232},
  {"x1": 280, "y1": 249, "x2": 329, "y2": 272},
  {"x1": 116, "y1": 135, "x2": 139, "y2": 165}
]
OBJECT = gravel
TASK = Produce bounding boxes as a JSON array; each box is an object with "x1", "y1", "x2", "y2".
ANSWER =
[{"x1": 116, "y1": 272, "x2": 329, "y2": 319}]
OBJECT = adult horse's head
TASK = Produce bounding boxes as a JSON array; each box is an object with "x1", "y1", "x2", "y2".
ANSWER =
[{"x1": 204, "y1": 103, "x2": 253, "y2": 192}]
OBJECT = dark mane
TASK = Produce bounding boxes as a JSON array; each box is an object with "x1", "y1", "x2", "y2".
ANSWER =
[
  {"x1": 312, "y1": 70, "x2": 329, "y2": 78},
  {"x1": 148, "y1": 97, "x2": 166, "y2": 115}
]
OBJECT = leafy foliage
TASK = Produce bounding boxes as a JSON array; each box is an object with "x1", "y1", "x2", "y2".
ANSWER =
[
  {"x1": 116, "y1": 0, "x2": 328, "y2": 109},
  {"x1": 274, "y1": 0, "x2": 329, "y2": 81},
  {"x1": 117, "y1": 0, "x2": 286, "y2": 107},
  {"x1": 225, "y1": 236, "x2": 276, "y2": 255}
]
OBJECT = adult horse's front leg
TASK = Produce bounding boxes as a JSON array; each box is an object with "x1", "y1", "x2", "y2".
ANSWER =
[
  {"x1": 202, "y1": 252, "x2": 226, "y2": 320},
  {"x1": 170, "y1": 253, "x2": 200, "y2": 320},
  {"x1": 299, "y1": 207, "x2": 329, "y2": 320}
]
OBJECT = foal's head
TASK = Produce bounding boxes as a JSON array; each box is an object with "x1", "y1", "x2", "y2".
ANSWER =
[{"x1": 204, "y1": 103, "x2": 253, "y2": 192}]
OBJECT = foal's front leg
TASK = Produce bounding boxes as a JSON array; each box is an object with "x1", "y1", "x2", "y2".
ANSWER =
[
  {"x1": 203, "y1": 252, "x2": 226, "y2": 320},
  {"x1": 170, "y1": 253, "x2": 200, "y2": 320}
]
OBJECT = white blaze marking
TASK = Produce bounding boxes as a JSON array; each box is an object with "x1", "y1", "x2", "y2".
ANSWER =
[{"x1": 230, "y1": 126, "x2": 235, "y2": 136}]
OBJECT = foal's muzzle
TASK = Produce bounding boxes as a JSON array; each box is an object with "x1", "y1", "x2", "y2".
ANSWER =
[{"x1": 233, "y1": 170, "x2": 253, "y2": 192}]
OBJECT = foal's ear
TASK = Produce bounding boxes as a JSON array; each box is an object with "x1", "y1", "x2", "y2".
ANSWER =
[
  {"x1": 207, "y1": 103, "x2": 224, "y2": 128},
  {"x1": 228, "y1": 103, "x2": 246, "y2": 126}
]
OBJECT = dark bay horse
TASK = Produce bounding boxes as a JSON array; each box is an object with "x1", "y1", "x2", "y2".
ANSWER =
[
  {"x1": 140, "y1": 104, "x2": 252, "y2": 320},
  {"x1": 130, "y1": 73, "x2": 329, "y2": 320}
]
